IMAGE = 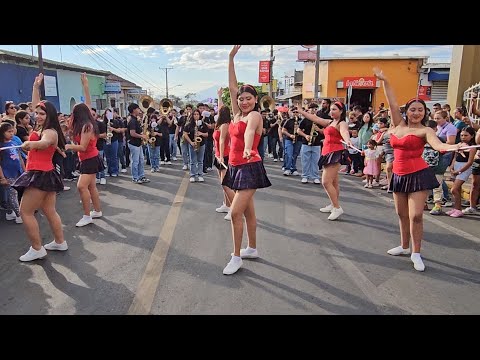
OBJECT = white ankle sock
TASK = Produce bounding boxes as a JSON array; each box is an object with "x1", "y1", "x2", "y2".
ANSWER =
[{"x1": 83, "y1": 215, "x2": 92, "y2": 220}]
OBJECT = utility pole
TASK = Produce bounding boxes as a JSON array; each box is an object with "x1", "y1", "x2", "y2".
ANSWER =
[
  {"x1": 160, "y1": 67, "x2": 173, "y2": 98},
  {"x1": 269, "y1": 45, "x2": 274, "y2": 98},
  {"x1": 313, "y1": 45, "x2": 320, "y2": 102},
  {"x1": 38, "y1": 45, "x2": 45, "y2": 100}
]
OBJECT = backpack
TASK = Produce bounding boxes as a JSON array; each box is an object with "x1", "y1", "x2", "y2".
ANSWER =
[{"x1": 422, "y1": 145, "x2": 439, "y2": 167}]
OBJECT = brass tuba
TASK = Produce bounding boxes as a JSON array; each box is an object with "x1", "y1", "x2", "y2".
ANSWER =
[
  {"x1": 159, "y1": 98, "x2": 174, "y2": 116},
  {"x1": 139, "y1": 95, "x2": 154, "y2": 113},
  {"x1": 259, "y1": 95, "x2": 275, "y2": 112}
]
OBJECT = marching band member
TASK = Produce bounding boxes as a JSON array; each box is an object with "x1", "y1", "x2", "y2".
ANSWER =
[
  {"x1": 213, "y1": 87, "x2": 234, "y2": 220},
  {"x1": 66, "y1": 74, "x2": 104, "y2": 227},
  {"x1": 221, "y1": 45, "x2": 271, "y2": 275},
  {"x1": 296, "y1": 101, "x2": 352, "y2": 221},
  {"x1": 183, "y1": 109, "x2": 208, "y2": 183},
  {"x1": 13, "y1": 73, "x2": 67, "y2": 261},
  {"x1": 374, "y1": 68, "x2": 461, "y2": 272}
]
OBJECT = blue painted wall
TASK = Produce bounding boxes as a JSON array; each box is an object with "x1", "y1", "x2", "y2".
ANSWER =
[{"x1": 0, "y1": 63, "x2": 60, "y2": 110}]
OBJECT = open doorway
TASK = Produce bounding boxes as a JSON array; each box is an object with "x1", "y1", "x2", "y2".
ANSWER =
[{"x1": 349, "y1": 89, "x2": 374, "y2": 112}]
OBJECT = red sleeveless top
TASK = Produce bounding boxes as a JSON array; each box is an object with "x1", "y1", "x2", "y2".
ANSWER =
[
  {"x1": 74, "y1": 134, "x2": 98, "y2": 161},
  {"x1": 228, "y1": 121, "x2": 261, "y2": 166},
  {"x1": 322, "y1": 125, "x2": 345, "y2": 155},
  {"x1": 26, "y1": 131, "x2": 55, "y2": 172},
  {"x1": 390, "y1": 134, "x2": 428, "y2": 175},
  {"x1": 213, "y1": 126, "x2": 230, "y2": 158}
]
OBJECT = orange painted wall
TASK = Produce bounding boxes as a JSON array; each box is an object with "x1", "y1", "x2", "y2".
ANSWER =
[{"x1": 326, "y1": 59, "x2": 421, "y2": 109}]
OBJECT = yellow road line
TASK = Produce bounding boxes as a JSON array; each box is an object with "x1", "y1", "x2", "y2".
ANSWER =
[{"x1": 128, "y1": 174, "x2": 190, "y2": 315}]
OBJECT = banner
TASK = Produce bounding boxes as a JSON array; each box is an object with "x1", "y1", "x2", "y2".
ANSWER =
[
  {"x1": 343, "y1": 77, "x2": 376, "y2": 88},
  {"x1": 418, "y1": 85, "x2": 432, "y2": 100},
  {"x1": 259, "y1": 61, "x2": 270, "y2": 83},
  {"x1": 44, "y1": 75, "x2": 58, "y2": 97}
]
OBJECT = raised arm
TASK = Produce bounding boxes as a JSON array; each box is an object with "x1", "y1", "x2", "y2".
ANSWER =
[
  {"x1": 32, "y1": 73, "x2": 43, "y2": 106},
  {"x1": 81, "y1": 73, "x2": 91, "y2": 109},
  {"x1": 296, "y1": 108, "x2": 331, "y2": 128},
  {"x1": 217, "y1": 87, "x2": 224, "y2": 110},
  {"x1": 373, "y1": 68, "x2": 404, "y2": 128},
  {"x1": 229, "y1": 45, "x2": 241, "y2": 117}
]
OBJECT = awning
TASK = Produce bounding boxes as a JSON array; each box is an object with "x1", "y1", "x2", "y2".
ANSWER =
[
  {"x1": 276, "y1": 92, "x2": 302, "y2": 101},
  {"x1": 428, "y1": 71, "x2": 449, "y2": 81}
]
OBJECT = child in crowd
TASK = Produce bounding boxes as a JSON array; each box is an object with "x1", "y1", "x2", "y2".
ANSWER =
[
  {"x1": 422, "y1": 120, "x2": 441, "y2": 212},
  {"x1": 447, "y1": 127, "x2": 476, "y2": 218},
  {"x1": 347, "y1": 129, "x2": 361, "y2": 174},
  {"x1": 363, "y1": 139, "x2": 379, "y2": 188},
  {"x1": 0, "y1": 122, "x2": 25, "y2": 223}
]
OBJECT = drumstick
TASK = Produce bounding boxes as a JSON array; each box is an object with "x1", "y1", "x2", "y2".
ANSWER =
[
  {"x1": 215, "y1": 156, "x2": 228, "y2": 169},
  {"x1": 445, "y1": 145, "x2": 480, "y2": 152},
  {"x1": 341, "y1": 140, "x2": 362, "y2": 153},
  {"x1": 0, "y1": 145, "x2": 22, "y2": 151}
]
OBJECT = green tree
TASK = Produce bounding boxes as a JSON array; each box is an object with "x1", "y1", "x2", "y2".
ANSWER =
[
  {"x1": 184, "y1": 93, "x2": 197, "y2": 105},
  {"x1": 220, "y1": 83, "x2": 267, "y2": 110}
]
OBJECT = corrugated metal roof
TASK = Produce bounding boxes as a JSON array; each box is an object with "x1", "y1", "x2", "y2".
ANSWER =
[{"x1": 0, "y1": 49, "x2": 111, "y2": 76}]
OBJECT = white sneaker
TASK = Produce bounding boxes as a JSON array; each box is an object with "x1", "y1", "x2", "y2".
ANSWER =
[
  {"x1": 283, "y1": 170, "x2": 291, "y2": 176},
  {"x1": 224, "y1": 211, "x2": 231, "y2": 221},
  {"x1": 100, "y1": 178, "x2": 107, "y2": 185},
  {"x1": 328, "y1": 207, "x2": 344, "y2": 220},
  {"x1": 274, "y1": 159, "x2": 278, "y2": 162},
  {"x1": 160, "y1": 161, "x2": 165, "y2": 165},
  {"x1": 411, "y1": 253, "x2": 425, "y2": 272},
  {"x1": 239, "y1": 247, "x2": 259, "y2": 259},
  {"x1": 150, "y1": 168, "x2": 156, "y2": 173},
  {"x1": 95, "y1": 178, "x2": 101, "y2": 184},
  {"x1": 19, "y1": 246, "x2": 47, "y2": 262},
  {"x1": 387, "y1": 246, "x2": 411, "y2": 256},
  {"x1": 197, "y1": 176, "x2": 205, "y2": 182},
  {"x1": 6, "y1": 212, "x2": 16, "y2": 221},
  {"x1": 76, "y1": 215, "x2": 93, "y2": 227},
  {"x1": 216, "y1": 204, "x2": 230, "y2": 213},
  {"x1": 292, "y1": 171, "x2": 300, "y2": 176},
  {"x1": 189, "y1": 177, "x2": 195, "y2": 183},
  {"x1": 362, "y1": 179, "x2": 368, "y2": 183},
  {"x1": 44, "y1": 240, "x2": 68, "y2": 251},
  {"x1": 313, "y1": 179, "x2": 321, "y2": 184},
  {"x1": 182, "y1": 165, "x2": 188, "y2": 170},
  {"x1": 167, "y1": 161, "x2": 172, "y2": 165},
  {"x1": 90, "y1": 210, "x2": 103, "y2": 218},
  {"x1": 121, "y1": 168, "x2": 127, "y2": 173},
  {"x1": 319, "y1": 204, "x2": 333, "y2": 213},
  {"x1": 15, "y1": 216, "x2": 23, "y2": 224},
  {"x1": 222, "y1": 256, "x2": 243, "y2": 275},
  {"x1": 372, "y1": 181, "x2": 380, "y2": 187},
  {"x1": 301, "y1": 178, "x2": 308, "y2": 183},
  {"x1": 172, "y1": 157, "x2": 177, "y2": 161},
  {"x1": 63, "y1": 186, "x2": 71, "y2": 191},
  {"x1": 463, "y1": 207, "x2": 477, "y2": 214}
]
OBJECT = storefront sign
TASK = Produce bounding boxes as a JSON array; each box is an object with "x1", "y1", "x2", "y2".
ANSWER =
[
  {"x1": 343, "y1": 77, "x2": 376, "y2": 88},
  {"x1": 104, "y1": 82, "x2": 122, "y2": 94},
  {"x1": 418, "y1": 85, "x2": 432, "y2": 100},
  {"x1": 298, "y1": 50, "x2": 317, "y2": 61},
  {"x1": 44, "y1": 75, "x2": 57, "y2": 97},
  {"x1": 259, "y1": 61, "x2": 270, "y2": 83}
]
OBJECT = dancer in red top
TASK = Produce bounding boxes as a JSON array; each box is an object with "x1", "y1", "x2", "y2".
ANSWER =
[
  {"x1": 221, "y1": 46, "x2": 272, "y2": 275},
  {"x1": 65, "y1": 73, "x2": 104, "y2": 227},
  {"x1": 213, "y1": 87, "x2": 235, "y2": 220},
  {"x1": 12, "y1": 74, "x2": 67, "y2": 261},
  {"x1": 296, "y1": 101, "x2": 352, "y2": 220},
  {"x1": 374, "y1": 68, "x2": 460, "y2": 271}
]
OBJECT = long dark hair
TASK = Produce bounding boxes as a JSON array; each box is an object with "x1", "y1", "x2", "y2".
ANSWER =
[
  {"x1": 332, "y1": 101, "x2": 347, "y2": 122},
  {"x1": 37, "y1": 100, "x2": 66, "y2": 150},
  {"x1": 405, "y1": 98, "x2": 428, "y2": 126},
  {"x1": 237, "y1": 84, "x2": 259, "y2": 112},
  {"x1": 71, "y1": 103, "x2": 99, "y2": 138},
  {"x1": 215, "y1": 106, "x2": 231, "y2": 130},
  {"x1": 462, "y1": 126, "x2": 476, "y2": 146}
]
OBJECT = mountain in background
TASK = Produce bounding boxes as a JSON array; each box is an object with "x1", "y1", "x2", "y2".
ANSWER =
[{"x1": 194, "y1": 85, "x2": 221, "y2": 103}]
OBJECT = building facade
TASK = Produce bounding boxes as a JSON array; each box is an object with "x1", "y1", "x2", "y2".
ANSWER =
[{"x1": 301, "y1": 56, "x2": 427, "y2": 111}]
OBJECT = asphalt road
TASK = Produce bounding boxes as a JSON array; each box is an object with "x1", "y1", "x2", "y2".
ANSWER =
[{"x1": 1, "y1": 157, "x2": 479, "y2": 314}]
